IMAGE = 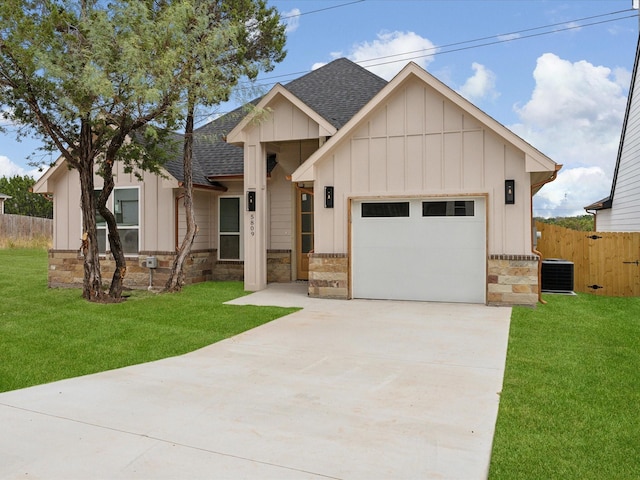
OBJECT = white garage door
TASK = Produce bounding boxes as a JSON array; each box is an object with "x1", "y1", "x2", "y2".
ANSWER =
[{"x1": 351, "y1": 197, "x2": 486, "y2": 303}]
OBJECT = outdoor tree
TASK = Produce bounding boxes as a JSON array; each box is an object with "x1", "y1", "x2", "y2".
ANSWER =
[
  {"x1": 1, "y1": 0, "x2": 286, "y2": 301},
  {"x1": 0, "y1": 175, "x2": 53, "y2": 218},
  {"x1": 0, "y1": 1, "x2": 192, "y2": 301},
  {"x1": 163, "y1": 0, "x2": 286, "y2": 292}
]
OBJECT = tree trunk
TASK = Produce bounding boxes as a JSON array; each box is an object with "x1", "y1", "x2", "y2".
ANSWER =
[
  {"x1": 164, "y1": 98, "x2": 198, "y2": 292},
  {"x1": 97, "y1": 161, "x2": 126, "y2": 300},
  {"x1": 78, "y1": 118, "x2": 106, "y2": 301}
]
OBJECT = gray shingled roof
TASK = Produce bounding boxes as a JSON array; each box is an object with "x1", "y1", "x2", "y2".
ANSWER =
[
  {"x1": 164, "y1": 58, "x2": 387, "y2": 185},
  {"x1": 285, "y1": 58, "x2": 388, "y2": 130}
]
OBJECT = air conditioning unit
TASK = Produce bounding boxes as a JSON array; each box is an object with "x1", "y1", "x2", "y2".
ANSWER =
[{"x1": 541, "y1": 259, "x2": 574, "y2": 293}]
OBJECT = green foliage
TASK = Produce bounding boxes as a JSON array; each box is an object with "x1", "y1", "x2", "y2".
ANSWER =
[
  {"x1": 489, "y1": 293, "x2": 640, "y2": 479},
  {"x1": 0, "y1": 175, "x2": 52, "y2": 218},
  {"x1": 0, "y1": 249, "x2": 297, "y2": 392},
  {"x1": 0, "y1": 0, "x2": 286, "y2": 170},
  {"x1": 535, "y1": 215, "x2": 594, "y2": 231},
  {"x1": 1, "y1": 0, "x2": 286, "y2": 299}
]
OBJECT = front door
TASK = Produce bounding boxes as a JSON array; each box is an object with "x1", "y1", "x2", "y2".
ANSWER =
[{"x1": 296, "y1": 187, "x2": 314, "y2": 280}]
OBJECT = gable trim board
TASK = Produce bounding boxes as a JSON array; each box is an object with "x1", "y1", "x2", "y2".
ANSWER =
[
  {"x1": 32, "y1": 58, "x2": 557, "y2": 306},
  {"x1": 292, "y1": 62, "x2": 556, "y2": 185}
]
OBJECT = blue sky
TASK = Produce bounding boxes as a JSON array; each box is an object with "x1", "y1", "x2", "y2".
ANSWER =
[{"x1": 1, "y1": 0, "x2": 639, "y2": 217}]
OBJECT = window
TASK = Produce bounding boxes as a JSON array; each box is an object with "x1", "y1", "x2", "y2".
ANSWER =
[
  {"x1": 361, "y1": 202, "x2": 410, "y2": 218},
  {"x1": 422, "y1": 200, "x2": 475, "y2": 217},
  {"x1": 114, "y1": 188, "x2": 139, "y2": 254},
  {"x1": 95, "y1": 190, "x2": 107, "y2": 254},
  {"x1": 94, "y1": 188, "x2": 140, "y2": 255},
  {"x1": 219, "y1": 197, "x2": 241, "y2": 260}
]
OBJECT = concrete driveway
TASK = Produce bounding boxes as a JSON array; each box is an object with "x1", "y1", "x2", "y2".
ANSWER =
[{"x1": 0, "y1": 284, "x2": 511, "y2": 480}]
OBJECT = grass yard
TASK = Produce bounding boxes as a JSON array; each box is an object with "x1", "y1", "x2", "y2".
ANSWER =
[
  {"x1": 489, "y1": 293, "x2": 640, "y2": 479},
  {"x1": 0, "y1": 248, "x2": 297, "y2": 393}
]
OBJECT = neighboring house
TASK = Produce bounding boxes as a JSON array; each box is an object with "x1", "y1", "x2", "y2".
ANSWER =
[
  {"x1": 585, "y1": 37, "x2": 640, "y2": 231},
  {"x1": 0, "y1": 193, "x2": 10, "y2": 214},
  {"x1": 33, "y1": 58, "x2": 559, "y2": 306}
]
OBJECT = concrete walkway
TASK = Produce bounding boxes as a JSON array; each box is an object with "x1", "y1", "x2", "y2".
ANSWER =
[{"x1": 0, "y1": 284, "x2": 511, "y2": 479}]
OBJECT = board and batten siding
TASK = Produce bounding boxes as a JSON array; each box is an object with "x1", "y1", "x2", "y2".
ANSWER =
[
  {"x1": 268, "y1": 166, "x2": 294, "y2": 250},
  {"x1": 177, "y1": 189, "x2": 215, "y2": 251},
  {"x1": 47, "y1": 161, "x2": 175, "y2": 252},
  {"x1": 259, "y1": 95, "x2": 325, "y2": 142},
  {"x1": 313, "y1": 76, "x2": 532, "y2": 255}
]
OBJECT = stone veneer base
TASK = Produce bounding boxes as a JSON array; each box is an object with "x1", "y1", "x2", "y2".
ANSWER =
[
  {"x1": 308, "y1": 253, "x2": 349, "y2": 299},
  {"x1": 487, "y1": 254, "x2": 539, "y2": 307},
  {"x1": 307, "y1": 252, "x2": 539, "y2": 306},
  {"x1": 47, "y1": 249, "x2": 292, "y2": 289}
]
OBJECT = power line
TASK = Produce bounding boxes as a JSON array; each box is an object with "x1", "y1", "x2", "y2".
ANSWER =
[
  {"x1": 192, "y1": 8, "x2": 636, "y2": 125},
  {"x1": 279, "y1": 0, "x2": 365, "y2": 19},
  {"x1": 242, "y1": 8, "x2": 637, "y2": 90},
  {"x1": 360, "y1": 14, "x2": 638, "y2": 70}
]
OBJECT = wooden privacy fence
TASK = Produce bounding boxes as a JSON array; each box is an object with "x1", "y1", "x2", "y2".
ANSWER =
[
  {"x1": 535, "y1": 221, "x2": 640, "y2": 297},
  {"x1": 0, "y1": 214, "x2": 53, "y2": 241}
]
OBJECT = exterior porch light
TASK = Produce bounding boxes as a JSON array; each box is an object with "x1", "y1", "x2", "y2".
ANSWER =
[
  {"x1": 505, "y1": 180, "x2": 515, "y2": 204},
  {"x1": 325, "y1": 186, "x2": 334, "y2": 208},
  {"x1": 247, "y1": 190, "x2": 256, "y2": 211}
]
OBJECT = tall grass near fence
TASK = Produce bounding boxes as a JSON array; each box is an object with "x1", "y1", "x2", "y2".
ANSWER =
[{"x1": 0, "y1": 214, "x2": 52, "y2": 249}]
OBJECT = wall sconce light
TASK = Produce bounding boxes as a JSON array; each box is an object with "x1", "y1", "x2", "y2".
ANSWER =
[
  {"x1": 505, "y1": 180, "x2": 515, "y2": 204},
  {"x1": 325, "y1": 186, "x2": 334, "y2": 208},
  {"x1": 247, "y1": 190, "x2": 256, "y2": 211}
]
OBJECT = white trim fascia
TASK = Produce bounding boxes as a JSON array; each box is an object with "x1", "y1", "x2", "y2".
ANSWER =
[
  {"x1": 292, "y1": 62, "x2": 558, "y2": 182},
  {"x1": 226, "y1": 84, "x2": 338, "y2": 145},
  {"x1": 32, "y1": 157, "x2": 66, "y2": 194}
]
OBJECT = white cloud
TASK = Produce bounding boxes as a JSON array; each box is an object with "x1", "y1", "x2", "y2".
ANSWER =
[
  {"x1": 534, "y1": 166, "x2": 610, "y2": 217},
  {"x1": 0, "y1": 155, "x2": 27, "y2": 178},
  {"x1": 0, "y1": 154, "x2": 45, "y2": 179},
  {"x1": 497, "y1": 33, "x2": 520, "y2": 42},
  {"x1": 511, "y1": 53, "x2": 627, "y2": 171},
  {"x1": 457, "y1": 63, "x2": 499, "y2": 103},
  {"x1": 346, "y1": 31, "x2": 437, "y2": 80},
  {"x1": 510, "y1": 53, "x2": 629, "y2": 216},
  {"x1": 281, "y1": 8, "x2": 300, "y2": 34}
]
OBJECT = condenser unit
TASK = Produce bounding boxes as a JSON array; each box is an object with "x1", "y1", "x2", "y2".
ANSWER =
[{"x1": 541, "y1": 259, "x2": 574, "y2": 293}]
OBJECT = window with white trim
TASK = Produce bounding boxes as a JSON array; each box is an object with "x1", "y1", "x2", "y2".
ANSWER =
[
  {"x1": 114, "y1": 188, "x2": 139, "y2": 254},
  {"x1": 219, "y1": 196, "x2": 242, "y2": 260},
  {"x1": 94, "y1": 187, "x2": 140, "y2": 254}
]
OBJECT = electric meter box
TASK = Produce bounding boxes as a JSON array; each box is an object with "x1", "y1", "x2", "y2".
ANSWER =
[{"x1": 145, "y1": 256, "x2": 158, "y2": 269}]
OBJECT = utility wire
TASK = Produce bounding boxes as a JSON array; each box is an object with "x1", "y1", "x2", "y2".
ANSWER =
[
  {"x1": 279, "y1": 0, "x2": 365, "y2": 19},
  {"x1": 233, "y1": 8, "x2": 636, "y2": 92},
  {"x1": 193, "y1": 6, "x2": 638, "y2": 123},
  {"x1": 360, "y1": 14, "x2": 639, "y2": 70}
]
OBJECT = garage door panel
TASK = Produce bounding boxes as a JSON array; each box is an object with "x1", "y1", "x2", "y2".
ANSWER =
[{"x1": 352, "y1": 198, "x2": 486, "y2": 303}]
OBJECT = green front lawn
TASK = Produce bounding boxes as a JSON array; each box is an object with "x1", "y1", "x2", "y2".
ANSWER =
[
  {"x1": 490, "y1": 293, "x2": 640, "y2": 479},
  {"x1": 0, "y1": 248, "x2": 297, "y2": 393}
]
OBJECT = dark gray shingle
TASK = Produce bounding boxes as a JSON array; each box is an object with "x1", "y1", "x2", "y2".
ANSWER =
[{"x1": 165, "y1": 58, "x2": 387, "y2": 184}]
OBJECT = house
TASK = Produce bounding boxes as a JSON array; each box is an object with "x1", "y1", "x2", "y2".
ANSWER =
[
  {"x1": 585, "y1": 37, "x2": 640, "y2": 231},
  {"x1": 0, "y1": 193, "x2": 10, "y2": 214},
  {"x1": 33, "y1": 58, "x2": 559, "y2": 306}
]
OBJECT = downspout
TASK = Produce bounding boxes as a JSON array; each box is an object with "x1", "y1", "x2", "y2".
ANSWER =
[
  {"x1": 531, "y1": 165, "x2": 562, "y2": 305},
  {"x1": 585, "y1": 209, "x2": 597, "y2": 232}
]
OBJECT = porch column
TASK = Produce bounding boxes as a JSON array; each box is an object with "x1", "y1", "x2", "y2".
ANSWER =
[{"x1": 243, "y1": 142, "x2": 267, "y2": 291}]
